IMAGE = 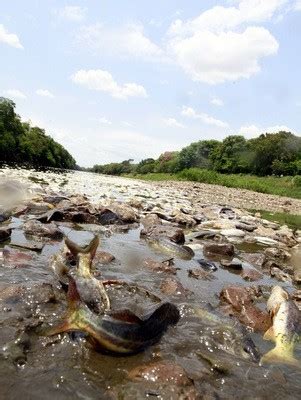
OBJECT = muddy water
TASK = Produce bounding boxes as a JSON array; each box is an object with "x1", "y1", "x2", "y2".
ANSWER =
[{"x1": 1, "y1": 169, "x2": 301, "y2": 399}]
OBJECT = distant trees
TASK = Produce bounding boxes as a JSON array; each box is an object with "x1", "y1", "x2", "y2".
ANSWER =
[
  {"x1": 91, "y1": 131, "x2": 301, "y2": 178},
  {"x1": 0, "y1": 97, "x2": 76, "y2": 169}
]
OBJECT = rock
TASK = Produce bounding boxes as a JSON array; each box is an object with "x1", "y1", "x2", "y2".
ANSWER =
[
  {"x1": 192, "y1": 230, "x2": 217, "y2": 240},
  {"x1": 188, "y1": 268, "x2": 215, "y2": 280},
  {"x1": 239, "y1": 304, "x2": 272, "y2": 333},
  {"x1": 220, "y1": 258, "x2": 242, "y2": 270},
  {"x1": 9, "y1": 238, "x2": 44, "y2": 252},
  {"x1": 94, "y1": 251, "x2": 115, "y2": 265},
  {"x1": 140, "y1": 225, "x2": 185, "y2": 245},
  {"x1": 219, "y1": 207, "x2": 236, "y2": 220},
  {"x1": 171, "y1": 210, "x2": 197, "y2": 227},
  {"x1": 196, "y1": 259, "x2": 217, "y2": 271},
  {"x1": 261, "y1": 219, "x2": 280, "y2": 230},
  {"x1": 235, "y1": 222, "x2": 256, "y2": 232},
  {"x1": 270, "y1": 267, "x2": 292, "y2": 282},
  {"x1": 0, "y1": 209, "x2": 11, "y2": 223},
  {"x1": 201, "y1": 219, "x2": 235, "y2": 230},
  {"x1": 127, "y1": 198, "x2": 143, "y2": 209},
  {"x1": 98, "y1": 209, "x2": 121, "y2": 225},
  {"x1": 220, "y1": 229, "x2": 245, "y2": 238},
  {"x1": 240, "y1": 253, "x2": 266, "y2": 268},
  {"x1": 23, "y1": 220, "x2": 63, "y2": 239},
  {"x1": 108, "y1": 202, "x2": 138, "y2": 223},
  {"x1": 67, "y1": 211, "x2": 97, "y2": 223},
  {"x1": 254, "y1": 236, "x2": 278, "y2": 246},
  {"x1": 273, "y1": 226, "x2": 298, "y2": 247},
  {"x1": 160, "y1": 278, "x2": 187, "y2": 296},
  {"x1": 241, "y1": 268, "x2": 263, "y2": 282},
  {"x1": 128, "y1": 361, "x2": 192, "y2": 387},
  {"x1": 264, "y1": 247, "x2": 291, "y2": 261},
  {"x1": 36, "y1": 209, "x2": 65, "y2": 223},
  {"x1": 2, "y1": 246, "x2": 36, "y2": 268},
  {"x1": 220, "y1": 285, "x2": 256, "y2": 311},
  {"x1": 143, "y1": 258, "x2": 177, "y2": 274},
  {"x1": 293, "y1": 270, "x2": 301, "y2": 284},
  {"x1": 141, "y1": 214, "x2": 161, "y2": 227},
  {"x1": 0, "y1": 227, "x2": 12, "y2": 242},
  {"x1": 203, "y1": 243, "x2": 235, "y2": 257}
]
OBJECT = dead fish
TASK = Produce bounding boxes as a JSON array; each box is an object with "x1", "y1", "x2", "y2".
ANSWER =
[
  {"x1": 43, "y1": 277, "x2": 180, "y2": 355},
  {"x1": 65, "y1": 235, "x2": 110, "y2": 313},
  {"x1": 147, "y1": 237, "x2": 194, "y2": 260},
  {"x1": 194, "y1": 307, "x2": 260, "y2": 362},
  {"x1": 266, "y1": 285, "x2": 289, "y2": 318},
  {"x1": 261, "y1": 300, "x2": 301, "y2": 367}
]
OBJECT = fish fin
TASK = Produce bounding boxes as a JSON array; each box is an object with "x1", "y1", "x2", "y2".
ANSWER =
[
  {"x1": 260, "y1": 347, "x2": 301, "y2": 368},
  {"x1": 42, "y1": 320, "x2": 77, "y2": 336},
  {"x1": 143, "y1": 303, "x2": 180, "y2": 326},
  {"x1": 65, "y1": 236, "x2": 99, "y2": 259},
  {"x1": 107, "y1": 310, "x2": 143, "y2": 324},
  {"x1": 263, "y1": 326, "x2": 275, "y2": 341}
]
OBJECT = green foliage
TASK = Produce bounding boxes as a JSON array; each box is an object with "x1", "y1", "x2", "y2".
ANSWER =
[
  {"x1": 177, "y1": 140, "x2": 220, "y2": 170},
  {"x1": 0, "y1": 97, "x2": 76, "y2": 169}
]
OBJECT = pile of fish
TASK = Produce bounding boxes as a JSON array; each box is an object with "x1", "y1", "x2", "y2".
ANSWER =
[
  {"x1": 1, "y1": 172, "x2": 301, "y2": 398},
  {"x1": 47, "y1": 235, "x2": 180, "y2": 355}
]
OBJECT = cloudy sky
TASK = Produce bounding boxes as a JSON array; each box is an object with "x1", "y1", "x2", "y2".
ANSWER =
[{"x1": 0, "y1": 0, "x2": 300, "y2": 166}]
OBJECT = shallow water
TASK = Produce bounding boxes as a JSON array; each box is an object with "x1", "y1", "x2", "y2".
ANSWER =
[{"x1": 1, "y1": 169, "x2": 301, "y2": 399}]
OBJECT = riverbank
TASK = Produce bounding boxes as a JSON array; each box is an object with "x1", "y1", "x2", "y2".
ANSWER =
[{"x1": 125, "y1": 170, "x2": 301, "y2": 199}]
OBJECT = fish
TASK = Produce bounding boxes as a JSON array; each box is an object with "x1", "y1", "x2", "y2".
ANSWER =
[
  {"x1": 49, "y1": 242, "x2": 72, "y2": 288},
  {"x1": 194, "y1": 306, "x2": 260, "y2": 362},
  {"x1": 64, "y1": 235, "x2": 111, "y2": 313},
  {"x1": 146, "y1": 237, "x2": 194, "y2": 260},
  {"x1": 43, "y1": 277, "x2": 180, "y2": 355},
  {"x1": 261, "y1": 299, "x2": 301, "y2": 367},
  {"x1": 266, "y1": 285, "x2": 289, "y2": 318}
]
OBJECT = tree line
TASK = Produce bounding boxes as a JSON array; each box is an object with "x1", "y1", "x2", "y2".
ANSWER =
[
  {"x1": 0, "y1": 97, "x2": 76, "y2": 169},
  {"x1": 91, "y1": 131, "x2": 301, "y2": 177}
]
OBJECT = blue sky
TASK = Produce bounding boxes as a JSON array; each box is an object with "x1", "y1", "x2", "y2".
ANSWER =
[{"x1": 0, "y1": 0, "x2": 300, "y2": 166}]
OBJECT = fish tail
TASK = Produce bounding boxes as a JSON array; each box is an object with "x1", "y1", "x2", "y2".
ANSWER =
[
  {"x1": 260, "y1": 346, "x2": 301, "y2": 368},
  {"x1": 41, "y1": 277, "x2": 88, "y2": 336},
  {"x1": 65, "y1": 235, "x2": 99, "y2": 259},
  {"x1": 143, "y1": 302, "x2": 180, "y2": 335}
]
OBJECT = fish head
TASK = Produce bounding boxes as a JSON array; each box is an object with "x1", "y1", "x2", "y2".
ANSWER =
[{"x1": 267, "y1": 286, "x2": 289, "y2": 317}]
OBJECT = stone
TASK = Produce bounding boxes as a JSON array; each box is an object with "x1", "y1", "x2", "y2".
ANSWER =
[
  {"x1": 141, "y1": 214, "x2": 161, "y2": 227},
  {"x1": 108, "y1": 202, "x2": 138, "y2": 223},
  {"x1": 140, "y1": 225, "x2": 185, "y2": 245},
  {"x1": 203, "y1": 243, "x2": 235, "y2": 257},
  {"x1": 128, "y1": 361, "x2": 192, "y2": 387},
  {"x1": 2, "y1": 246, "x2": 36, "y2": 268},
  {"x1": 220, "y1": 258, "x2": 242, "y2": 270},
  {"x1": 241, "y1": 268, "x2": 263, "y2": 282},
  {"x1": 264, "y1": 247, "x2": 291, "y2": 261},
  {"x1": 192, "y1": 230, "x2": 217, "y2": 240},
  {"x1": 0, "y1": 227, "x2": 12, "y2": 242},
  {"x1": 235, "y1": 222, "x2": 256, "y2": 232},
  {"x1": 220, "y1": 229, "x2": 245, "y2": 238},
  {"x1": 171, "y1": 210, "x2": 197, "y2": 227},
  {"x1": 23, "y1": 220, "x2": 63, "y2": 239},
  {"x1": 239, "y1": 304, "x2": 272, "y2": 333},
  {"x1": 188, "y1": 268, "x2": 215, "y2": 280},
  {"x1": 98, "y1": 208, "x2": 121, "y2": 225},
  {"x1": 160, "y1": 278, "x2": 187, "y2": 296},
  {"x1": 196, "y1": 259, "x2": 217, "y2": 271},
  {"x1": 240, "y1": 253, "x2": 266, "y2": 268},
  {"x1": 254, "y1": 236, "x2": 278, "y2": 246},
  {"x1": 94, "y1": 251, "x2": 115, "y2": 265},
  {"x1": 143, "y1": 258, "x2": 177, "y2": 274},
  {"x1": 220, "y1": 285, "x2": 254, "y2": 311}
]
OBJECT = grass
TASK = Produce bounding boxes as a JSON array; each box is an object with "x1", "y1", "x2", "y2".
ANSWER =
[
  {"x1": 250, "y1": 210, "x2": 301, "y2": 230},
  {"x1": 125, "y1": 168, "x2": 301, "y2": 199}
]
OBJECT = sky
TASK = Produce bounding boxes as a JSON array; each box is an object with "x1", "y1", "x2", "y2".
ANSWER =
[{"x1": 0, "y1": 0, "x2": 301, "y2": 167}]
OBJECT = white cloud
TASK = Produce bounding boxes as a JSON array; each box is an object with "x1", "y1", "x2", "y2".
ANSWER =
[
  {"x1": 239, "y1": 124, "x2": 295, "y2": 137},
  {"x1": 163, "y1": 118, "x2": 185, "y2": 128},
  {"x1": 166, "y1": 0, "x2": 287, "y2": 84},
  {"x1": 76, "y1": 23, "x2": 165, "y2": 61},
  {"x1": 56, "y1": 6, "x2": 86, "y2": 22},
  {"x1": 36, "y1": 89, "x2": 54, "y2": 98},
  {"x1": 168, "y1": 0, "x2": 289, "y2": 36},
  {"x1": 211, "y1": 97, "x2": 224, "y2": 106},
  {"x1": 294, "y1": 0, "x2": 301, "y2": 10},
  {"x1": 71, "y1": 69, "x2": 148, "y2": 100},
  {"x1": 181, "y1": 106, "x2": 229, "y2": 128},
  {"x1": 168, "y1": 27, "x2": 278, "y2": 84},
  {"x1": 4, "y1": 89, "x2": 26, "y2": 99},
  {"x1": 0, "y1": 24, "x2": 23, "y2": 49},
  {"x1": 99, "y1": 117, "x2": 112, "y2": 125}
]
